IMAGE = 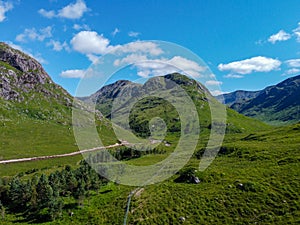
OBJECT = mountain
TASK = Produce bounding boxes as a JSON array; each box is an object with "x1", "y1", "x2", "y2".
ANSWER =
[
  {"x1": 218, "y1": 75, "x2": 300, "y2": 125},
  {"x1": 1, "y1": 45, "x2": 299, "y2": 225},
  {"x1": 0, "y1": 42, "x2": 73, "y2": 123},
  {"x1": 0, "y1": 42, "x2": 97, "y2": 161},
  {"x1": 83, "y1": 73, "x2": 269, "y2": 139},
  {"x1": 216, "y1": 90, "x2": 261, "y2": 106},
  {"x1": 79, "y1": 80, "x2": 141, "y2": 118}
]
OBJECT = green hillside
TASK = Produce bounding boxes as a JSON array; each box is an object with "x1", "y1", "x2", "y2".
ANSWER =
[
  {"x1": 0, "y1": 43, "x2": 298, "y2": 224},
  {"x1": 1, "y1": 123, "x2": 298, "y2": 224}
]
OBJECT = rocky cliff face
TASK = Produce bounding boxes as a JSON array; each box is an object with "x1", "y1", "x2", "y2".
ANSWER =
[
  {"x1": 0, "y1": 42, "x2": 71, "y2": 105},
  {"x1": 0, "y1": 43, "x2": 48, "y2": 77}
]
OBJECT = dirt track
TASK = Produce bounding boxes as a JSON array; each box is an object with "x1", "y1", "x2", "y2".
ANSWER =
[{"x1": 0, "y1": 143, "x2": 122, "y2": 164}]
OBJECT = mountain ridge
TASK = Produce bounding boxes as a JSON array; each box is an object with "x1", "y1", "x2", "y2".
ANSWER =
[{"x1": 217, "y1": 74, "x2": 300, "y2": 125}]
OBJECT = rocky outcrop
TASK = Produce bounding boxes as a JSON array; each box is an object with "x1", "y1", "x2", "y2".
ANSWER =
[
  {"x1": 0, "y1": 42, "x2": 71, "y2": 105},
  {"x1": 0, "y1": 42, "x2": 48, "y2": 77}
]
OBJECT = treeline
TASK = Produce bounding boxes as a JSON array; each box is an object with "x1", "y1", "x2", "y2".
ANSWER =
[
  {"x1": 110, "y1": 146, "x2": 167, "y2": 160},
  {"x1": 0, "y1": 161, "x2": 108, "y2": 222}
]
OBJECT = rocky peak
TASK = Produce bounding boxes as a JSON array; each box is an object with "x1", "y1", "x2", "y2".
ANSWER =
[
  {"x1": 0, "y1": 42, "x2": 71, "y2": 105},
  {"x1": 0, "y1": 42, "x2": 49, "y2": 79}
]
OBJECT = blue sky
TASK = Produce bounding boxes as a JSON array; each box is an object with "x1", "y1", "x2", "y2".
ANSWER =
[{"x1": 1, "y1": 0, "x2": 300, "y2": 96}]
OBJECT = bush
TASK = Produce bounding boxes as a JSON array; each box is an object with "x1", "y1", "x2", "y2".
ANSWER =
[{"x1": 175, "y1": 167, "x2": 196, "y2": 183}]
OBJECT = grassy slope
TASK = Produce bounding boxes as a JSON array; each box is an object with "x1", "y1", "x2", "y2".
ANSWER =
[
  {"x1": 0, "y1": 73, "x2": 298, "y2": 224},
  {"x1": 2, "y1": 123, "x2": 299, "y2": 224}
]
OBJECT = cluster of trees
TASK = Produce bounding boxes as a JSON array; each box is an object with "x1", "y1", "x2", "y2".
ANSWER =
[
  {"x1": 0, "y1": 161, "x2": 107, "y2": 222},
  {"x1": 111, "y1": 146, "x2": 167, "y2": 161}
]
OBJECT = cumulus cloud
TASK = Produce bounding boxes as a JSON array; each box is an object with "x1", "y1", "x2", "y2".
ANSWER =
[
  {"x1": 73, "y1": 23, "x2": 90, "y2": 31},
  {"x1": 113, "y1": 54, "x2": 148, "y2": 66},
  {"x1": 293, "y1": 22, "x2": 300, "y2": 42},
  {"x1": 60, "y1": 69, "x2": 85, "y2": 78},
  {"x1": 58, "y1": 0, "x2": 88, "y2": 19},
  {"x1": 70, "y1": 30, "x2": 164, "y2": 65},
  {"x1": 205, "y1": 80, "x2": 223, "y2": 86},
  {"x1": 112, "y1": 41, "x2": 163, "y2": 56},
  {"x1": 0, "y1": 0, "x2": 13, "y2": 22},
  {"x1": 268, "y1": 30, "x2": 291, "y2": 44},
  {"x1": 70, "y1": 31, "x2": 205, "y2": 78},
  {"x1": 128, "y1": 31, "x2": 140, "y2": 37},
  {"x1": 47, "y1": 40, "x2": 69, "y2": 51},
  {"x1": 16, "y1": 26, "x2": 52, "y2": 42},
  {"x1": 224, "y1": 74, "x2": 243, "y2": 79},
  {"x1": 131, "y1": 56, "x2": 205, "y2": 78},
  {"x1": 282, "y1": 68, "x2": 300, "y2": 76},
  {"x1": 286, "y1": 59, "x2": 300, "y2": 67},
  {"x1": 38, "y1": 9, "x2": 55, "y2": 18},
  {"x1": 71, "y1": 31, "x2": 112, "y2": 54},
  {"x1": 39, "y1": 0, "x2": 89, "y2": 19},
  {"x1": 218, "y1": 56, "x2": 281, "y2": 75}
]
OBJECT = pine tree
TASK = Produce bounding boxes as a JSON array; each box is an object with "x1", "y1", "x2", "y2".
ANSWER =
[{"x1": 8, "y1": 177, "x2": 23, "y2": 211}]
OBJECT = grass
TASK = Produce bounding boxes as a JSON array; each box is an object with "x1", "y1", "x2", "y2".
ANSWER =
[
  {"x1": 0, "y1": 73, "x2": 298, "y2": 224},
  {"x1": 0, "y1": 120, "x2": 77, "y2": 160},
  {"x1": 0, "y1": 123, "x2": 299, "y2": 224},
  {"x1": 0, "y1": 155, "x2": 82, "y2": 177}
]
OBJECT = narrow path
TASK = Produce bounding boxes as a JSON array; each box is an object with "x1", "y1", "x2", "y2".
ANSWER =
[{"x1": 0, "y1": 143, "x2": 122, "y2": 164}]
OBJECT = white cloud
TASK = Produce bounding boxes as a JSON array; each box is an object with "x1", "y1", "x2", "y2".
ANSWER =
[
  {"x1": 282, "y1": 68, "x2": 300, "y2": 76},
  {"x1": 218, "y1": 56, "x2": 281, "y2": 75},
  {"x1": 293, "y1": 22, "x2": 300, "y2": 42},
  {"x1": 16, "y1": 26, "x2": 52, "y2": 42},
  {"x1": 86, "y1": 54, "x2": 99, "y2": 64},
  {"x1": 38, "y1": 9, "x2": 55, "y2": 18},
  {"x1": 224, "y1": 74, "x2": 243, "y2": 78},
  {"x1": 58, "y1": 0, "x2": 88, "y2": 19},
  {"x1": 73, "y1": 23, "x2": 90, "y2": 30},
  {"x1": 131, "y1": 56, "x2": 205, "y2": 78},
  {"x1": 205, "y1": 80, "x2": 223, "y2": 86},
  {"x1": 268, "y1": 30, "x2": 291, "y2": 44},
  {"x1": 210, "y1": 90, "x2": 225, "y2": 96},
  {"x1": 128, "y1": 31, "x2": 140, "y2": 37},
  {"x1": 47, "y1": 40, "x2": 69, "y2": 51},
  {"x1": 60, "y1": 69, "x2": 85, "y2": 78},
  {"x1": 112, "y1": 41, "x2": 163, "y2": 56},
  {"x1": 71, "y1": 31, "x2": 164, "y2": 63},
  {"x1": 112, "y1": 28, "x2": 120, "y2": 36},
  {"x1": 113, "y1": 53, "x2": 148, "y2": 66},
  {"x1": 70, "y1": 33, "x2": 203, "y2": 78},
  {"x1": 71, "y1": 31, "x2": 111, "y2": 55},
  {"x1": 286, "y1": 59, "x2": 300, "y2": 67},
  {"x1": 39, "y1": 0, "x2": 89, "y2": 19},
  {"x1": 0, "y1": 0, "x2": 13, "y2": 22}
]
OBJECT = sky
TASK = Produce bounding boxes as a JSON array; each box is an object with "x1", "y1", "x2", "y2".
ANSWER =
[{"x1": 1, "y1": 0, "x2": 300, "y2": 96}]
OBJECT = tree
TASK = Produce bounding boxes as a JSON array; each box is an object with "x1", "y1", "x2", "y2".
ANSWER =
[
  {"x1": 74, "y1": 179, "x2": 86, "y2": 206},
  {"x1": 0, "y1": 200, "x2": 5, "y2": 220},
  {"x1": 48, "y1": 190, "x2": 63, "y2": 220},
  {"x1": 8, "y1": 177, "x2": 23, "y2": 211}
]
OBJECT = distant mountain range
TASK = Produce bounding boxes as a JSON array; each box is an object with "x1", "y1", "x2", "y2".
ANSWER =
[{"x1": 217, "y1": 75, "x2": 300, "y2": 125}]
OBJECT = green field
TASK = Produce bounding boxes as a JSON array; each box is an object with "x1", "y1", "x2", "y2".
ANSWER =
[{"x1": 0, "y1": 122, "x2": 299, "y2": 224}]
